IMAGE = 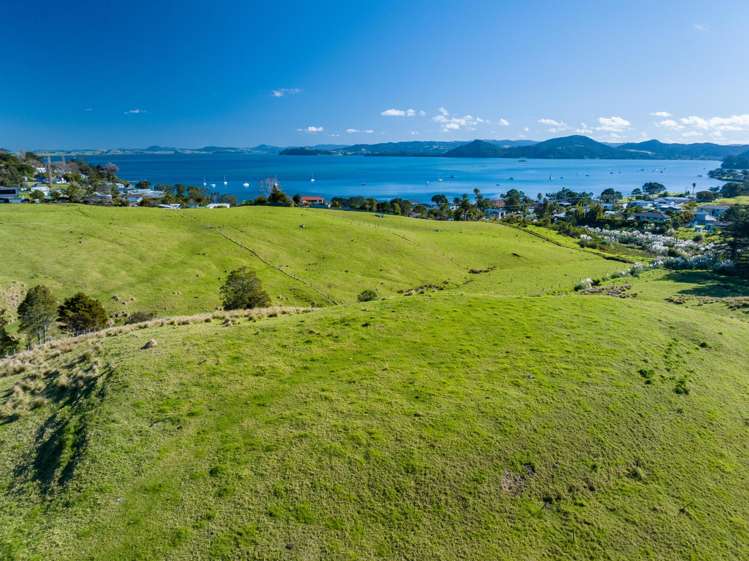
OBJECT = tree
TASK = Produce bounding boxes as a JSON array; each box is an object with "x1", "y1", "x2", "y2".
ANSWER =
[
  {"x1": 57, "y1": 293, "x2": 108, "y2": 335},
  {"x1": 135, "y1": 180, "x2": 151, "y2": 190},
  {"x1": 643, "y1": 182, "x2": 665, "y2": 196},
  {"x1": 29, "y1": 189, "x2": 46, "y2": 202},
  {"x1": 431, "y1": 194, "x2": 448, "y2": 206},
  {"x1": 696, "y1": 190, "x2": 717, "y2": 202},
  {"x1": 17, "y1": 285, "x2": 57, "y2": 344},
  {"x1": 0, "y1": 309, "x2": 18, "y2": 357},
  {"x1": 600, "y1": 188, "x2": 622, "y2": 203},
  {"x1": 292, "y1": 193, "x2": 302, "y2": 205},
  {"x1": 220, "y1": 267, "x2": 271, "y2": 310},
  {"x1": 720, "y1": 205, "x2": 749, "y2": 275},
  {"x1": 268, "y1": 185, "x2": 290, "y2": 205}
]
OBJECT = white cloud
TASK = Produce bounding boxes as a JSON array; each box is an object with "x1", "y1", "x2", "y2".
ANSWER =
[
  {"x1": 538, "y1": 118, "x2": 569, "y2": 133},
  {"x1": 433, "y1": 108, "x2": 487, "y2": 132},
  {"x1": 680, "y1": 115, "x2": 709, "y2": 129},
  {"x1": 575, "y1": 123, "x2": 593, "y2": 134},
  {"x1": 693, "y1": 23, "x2": 707, "y2": 32},
  {"x1": 410, "y1": 130, "x2": 419, "y2": 135},
  {"x1": 650, "y1": 111, "x2": 671, "y2": 117},
  {"x1": 652, "y1": 113, "x2": 749, "y2": 141},
  {"x1": 345, "y1": 128, "x2": 374, "y2": 134},
  {"x1": 297, "y1": 125, "x2": 324, "y2": 133},
  {"x1": 596, "y1": 116, "x2": 631, "y2": 132},
  {"x1": 497, "y1": 117, "x2": 510, "y2": 127},
  {"x1": 124, "y1": 108, "x2": 147, "y2": 115},
  {"x1": 523, "y1": 127, "x2": 530, "y2": 132},
  {"x1": 656, "y1": 118, "x2": 683, "y2": 130},
  {"x1": 83, "y1": 107, "x2": 93, "y2": 112},
  {"x1": 381, "y1": 108, "x2": 420, "y2": 117},
  {"x1": 272, "y1": 88, "x2": 302, "y2": 97}
]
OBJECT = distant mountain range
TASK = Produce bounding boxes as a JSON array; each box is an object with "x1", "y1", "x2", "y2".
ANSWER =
[{"x1": 36, "y1": 136, "x2": 749, "y2": 161}]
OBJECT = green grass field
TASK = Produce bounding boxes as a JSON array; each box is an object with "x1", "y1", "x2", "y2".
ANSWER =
[
  {"x1": 0, "y1": 205, "x2": 622, "y2": 315},
  {"x1": 1, "y1": 205, "x2": 747, "y2": 560}
]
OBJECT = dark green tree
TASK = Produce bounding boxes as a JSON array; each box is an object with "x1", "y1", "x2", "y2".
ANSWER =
[
  {"x1": 220, "y1": 267, "x2": 271, "y2": 310},
  {"x1": 18, "y1": 285, "x2": 57, "y2": 344},
  {"x1": 643, "y1": 182, "x2": 666, "y2": 195},
  {"x1": 57, "y1": 293, "x2": 108, "y2": 335},
  {"x1": 0, "y1": 309, "x2": 18, "y2": 357}
]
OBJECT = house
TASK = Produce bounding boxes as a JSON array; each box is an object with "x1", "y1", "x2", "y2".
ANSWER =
[
  {"x1": 634, "y1": 211, "x2": 669, "y2": 224},
  {"x1": 699, "y1": 204, "x2": 731, "y2": 218},
  {"x1": 484, "y1": 207, "x2": 507, "y2": 219},
  {"x1": 626, "y1": 200, "x2": 654, "y2": 210},
  {"x1": 85, "y1": 192, "x2": 113, "y2": 205},
  {"x1": 300, "y1": 195, "x2": 326, "y2": 207},
  {"x1": 692, "y1": 211, "x2": 727, "y2": 232},
  {"x1": 0, "y1": 187, "x2": 23, "y2": 203},
  {"x1": 127, "y1": 188, "x2": 164, "y2": 200},
  {"x1": 206, "y1": 203, "x2": 230, "y2": 209}
]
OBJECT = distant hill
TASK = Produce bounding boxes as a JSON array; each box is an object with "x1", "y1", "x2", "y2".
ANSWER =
[
  {"x1": 500, "y1": 135, "x2": 646, "y2": 159},
  {"x1": 279, "y1": 147, "x2": 333, "y2": 156},
  {"x1": 444, "y1": 139, "x2": 506, "y2": 157},
  {"x1": 445, "y1": 136, "x2": 645, "y2": 159},
  {"x1": 618, "y1": 139, "x2": 749, "y2": 160},
  {"x1": 721, "y1": 150, "x2": 749, "y2": 170},
  {"x1": 340, "y1": 141, "x2": 468, "y2": 156}
]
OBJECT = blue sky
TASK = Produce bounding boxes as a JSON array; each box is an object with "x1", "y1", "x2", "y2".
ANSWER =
[{"x1": 2, "y1": 0, "x2": 748, "y2": 149}]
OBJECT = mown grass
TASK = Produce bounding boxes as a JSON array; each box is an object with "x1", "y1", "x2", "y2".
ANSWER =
[
  {"x1": 0, "y1": 293, "x2": 747, "y2": 560},
  {"x1": 0, "y1": 205, "x2": 623, "y2": 316}
]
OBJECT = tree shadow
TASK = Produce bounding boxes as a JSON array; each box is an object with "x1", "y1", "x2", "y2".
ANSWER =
[
  {"x1": 662, "y1": 270, "x2": 749, "y2": 298},
  {"x1": 11, "y1": 361, "x2": 111, "y2": 496}
]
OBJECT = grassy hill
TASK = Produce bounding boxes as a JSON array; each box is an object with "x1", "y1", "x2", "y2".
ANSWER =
[
  {"x1": 1, "y1": 293, "x2": 748, "y2": 560},
  {"x1": 1, "y1": 205, "x2": 747, "y2": 560},
  {"x1": 0, "y1": 205, "x2": 623, "y2": 316}
]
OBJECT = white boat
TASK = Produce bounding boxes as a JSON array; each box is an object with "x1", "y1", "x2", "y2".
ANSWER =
[
  {"x1": 223, "y1": 176, "x2": 228, "y2": 186},
  {"x1": 242, "y1": 182, "x2": 250, "y2": 188}
]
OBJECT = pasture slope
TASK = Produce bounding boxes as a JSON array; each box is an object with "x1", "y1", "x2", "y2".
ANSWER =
[{"x1": 0, "y1": 205, "x2": 747, "y2": 561}]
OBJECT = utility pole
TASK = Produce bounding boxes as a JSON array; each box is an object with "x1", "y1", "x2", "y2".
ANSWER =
[{"x1": 46, "y1": 155, "x2": 53, "y2": 186}]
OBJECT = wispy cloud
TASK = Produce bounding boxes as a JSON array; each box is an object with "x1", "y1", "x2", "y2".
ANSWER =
[
  {"x1": 433, "y1": 107, "x2": 486, "y2": 132},
  {"x1": 693, "y1": 23, "x2": 707, "y2": 32},
  {"x1": 497, "y1": 118, "x2": 510, "y2": 127},
  {"x1": 654, "y1": 113, "x2": 749, "y2": 140},
  {"x1": 596, "y1": 116, "x2": 631, "y2": 132},
  {"x1": 538, "y1": 118, "x2": 569, "y2": 133},
  {"x1": 575, "y1": 123, "x2": 593, "y2": 134},
  {"x1": 297, "y1": 125, "x2": 324, "y2": 133},
  {"x1": 124, "y1": 108, "x2": 147, "y2": 115},
  {"x1": 380, "y1": 108, "x2": 424, "y2": 117},
  {"x1": 345, "y1": 128, "x2": 374, "y2": 134},
  {"x1": 83, "y1": 107, "x2": 94, "y2": 112},
  {"x1": 650, "y1": 111, "x2": 671, "y2": 118},
  {"x1": 272, "y1": 88, "x2": 302, "y2": 97}
]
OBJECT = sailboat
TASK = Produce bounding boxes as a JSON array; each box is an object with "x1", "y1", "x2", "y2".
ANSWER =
[
  {"x1": 223, "y1": 176, "x2": 228, "y2": 187},
  {"x1": 310, "y1": 173, "x2": 316, "y2": 183},
  {"x1": 242, "y1": 181, "x2": 250, "y2": 188}
]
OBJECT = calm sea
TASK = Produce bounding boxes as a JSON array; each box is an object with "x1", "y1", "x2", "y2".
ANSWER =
[{"x1": 85, "y1": 153, "x2": 722, "y2": 202}]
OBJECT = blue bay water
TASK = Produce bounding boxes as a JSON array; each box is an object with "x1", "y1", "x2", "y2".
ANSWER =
[{"x1": 86, "y1": 153, "x2": 722, "y2": 202}]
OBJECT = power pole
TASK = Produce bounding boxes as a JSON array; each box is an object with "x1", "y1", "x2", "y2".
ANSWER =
[{"x1": 46, "y1": 156, "x2": 53, "y2": 186}]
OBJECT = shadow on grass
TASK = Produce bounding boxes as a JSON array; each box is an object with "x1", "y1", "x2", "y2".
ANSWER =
[
  {"x1": 13, "y1": 362, "x2": 112, "y2": 496},
  {"x1": 664, "y1": 270, "x2": 749, "y2": 298}
]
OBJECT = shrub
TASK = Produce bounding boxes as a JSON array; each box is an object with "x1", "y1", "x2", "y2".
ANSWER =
[
  {"x1": 357, "y1": 289, "x2": 379, "y2": 302},
  {"x1": 220, "y1": 267, "x2": 271, "y2": 310},
  {"x1": 574, "y1": 279, "x2": 593, "y2": 291},
  {"x1": 125, "y1": 310, "x2": 156, "y2": 324},
  {"x1": 58, "y1": 293, "x2": 108, "y2": 335},
  {"x1": 0, "y1": 309, "x2": 18, "y2": 357}
]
